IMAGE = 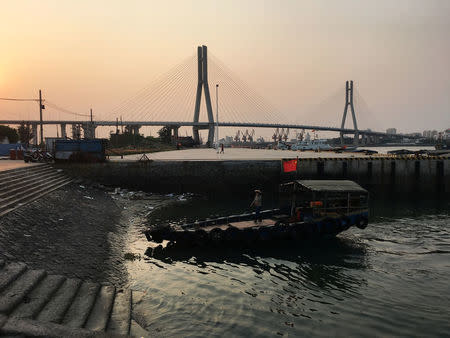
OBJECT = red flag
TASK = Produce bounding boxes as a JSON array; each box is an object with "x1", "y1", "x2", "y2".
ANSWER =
[{"x1": 283, "y1": 159, "x2": 298, "y2": 173}]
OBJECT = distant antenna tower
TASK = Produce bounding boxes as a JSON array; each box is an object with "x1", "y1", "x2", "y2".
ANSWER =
[{"x1": 340, "y1": 80, "x2": 359, "y2": 145}]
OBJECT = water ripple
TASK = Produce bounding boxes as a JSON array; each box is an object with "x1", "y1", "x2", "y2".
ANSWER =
[{"x1": 126, "y1": 194, "x2": 450, "y2": 336}]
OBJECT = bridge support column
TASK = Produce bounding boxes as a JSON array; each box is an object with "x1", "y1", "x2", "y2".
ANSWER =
[
  {"x1": 132, "y1": 125, "x2": 141, "y2": 135},
  {"x1": 172, "y1": 126, "x2": 179, "y2": 139},
  {"x1": 193, "y1": 127, "x2": 200, "y2": 144},
  {"x1": 31, "y1": 123, "x2": 38, "y2": 146},
  {"x1": 340, "y1": 80, "x2": 359, "y2": 145},
  {"x1": 193, "y1": 45, "x2": 215, "y2": 146},
  {"x1": 81, "y1": 123, "x2": 96, "y2": 139},
  {"x1": 60, "y1": 123, "x2": 67, "y2": 138},
  {"x1": 354, "y1": 131, "x2": 359, "y2": 146},
  {"x1": 72, "y1": 124, "x2": 81, "y2": 140},
  {"x1": 125, "y1": 125, "x2": 141, "y2": 135}
]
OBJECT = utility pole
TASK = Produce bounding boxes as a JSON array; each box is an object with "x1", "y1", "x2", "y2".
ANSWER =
[
  {"x1": 90, "y1": 108, "x2": 95, "y2": 139},
  {"x1": 215, "y1": 84, "x2": 219, "y2": 152},
  {"x1": 39, "y1": 89, "x2": 44, "y2": 147}
]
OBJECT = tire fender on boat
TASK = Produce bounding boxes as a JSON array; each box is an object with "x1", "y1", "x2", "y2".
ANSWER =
[
  {"x1": 209, "y1": 228, "x2": 224, "y2": 242},
  {"x1": 356, "y1": 216, "x2": 369, "y2": 229}
]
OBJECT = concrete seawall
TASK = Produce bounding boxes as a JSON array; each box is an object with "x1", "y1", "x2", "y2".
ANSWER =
[{"x1": 56, "y1": 155, "x2": 450, "y2": 193}]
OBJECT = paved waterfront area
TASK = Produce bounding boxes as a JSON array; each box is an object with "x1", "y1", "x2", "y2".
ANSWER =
[
  {"x1": 111, "y1": 148, "x2": 370, "y2": 161},
  {"x1": 0, "y1": 160, "x2": 42, "y2": 172}
]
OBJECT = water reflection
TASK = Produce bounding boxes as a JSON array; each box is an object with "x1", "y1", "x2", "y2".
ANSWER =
[
  {"x1": 145, "y1": 237, "x2": 369, "y2": 294},
  {"x1": 129, "y1": 192, "x2": 450, "y2": 336}
]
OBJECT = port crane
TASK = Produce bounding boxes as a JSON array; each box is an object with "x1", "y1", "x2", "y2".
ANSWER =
[
  {"x1": 248, "y1": 129, "x2": 255, "y2": 143},
  {"x1": 234, "y1": 130, "x2": 241, "y2": 142},
  {"x1": 272, "y1": 128, "x2": 279, "y2": 143}
]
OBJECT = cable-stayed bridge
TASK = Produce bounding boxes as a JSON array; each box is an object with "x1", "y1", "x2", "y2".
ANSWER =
[{"x1": 0, "y1": 45, "x2": 407, "y2": 146}]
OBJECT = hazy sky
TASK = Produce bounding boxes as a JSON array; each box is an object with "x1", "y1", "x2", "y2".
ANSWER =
[{"x1": 1, "y1": 0, "x2": 449, "y2": 137}]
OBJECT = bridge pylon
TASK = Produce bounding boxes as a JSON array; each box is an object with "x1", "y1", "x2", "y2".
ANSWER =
[
  {"x1": 193, "y1": 45, "x2": 215, "y2": 147},
  {"x1": 340, "y1": 80, "x2": 359, "y2": 145}
]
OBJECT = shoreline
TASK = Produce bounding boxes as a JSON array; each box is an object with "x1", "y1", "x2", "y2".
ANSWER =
[{"x1": 0, "y1": 180, "x2": 171, "y2": 288}]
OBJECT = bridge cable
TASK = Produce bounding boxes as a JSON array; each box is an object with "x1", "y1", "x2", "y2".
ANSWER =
[
  {"x1": 0, "y1": 97, "x2": 39, "y2": 102},
  {"x1": 127, "y1": 55, "x2": 195, "y2": 122},
  {"x1": 104, "y1": 53, "x2": 195, "y2": 122},
  {"x1": 208, "y1": 52, "x2": 289, "y2": 124}
]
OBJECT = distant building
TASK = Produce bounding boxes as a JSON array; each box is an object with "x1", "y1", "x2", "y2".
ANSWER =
[
  {"x1": 423, "y1": 128, "x2": 450, "y2": 142},
  {"x1": 443, "y1": 129, "x2": 450, "y2": 140},
  {"x1": 218, "y1": 136, "x2": 234, "y2": 146},
  {"x1": 386, "y1": 128, "x2": 397, "y2": 135},
  {"x1": 423, "y1": 130, "x2": 439, "y2": 139},
  {"x1": 405, "y1": 132, "x2": 421, "y2": 138}
]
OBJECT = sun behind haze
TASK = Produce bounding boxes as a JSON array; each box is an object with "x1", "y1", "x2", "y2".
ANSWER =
[{"x1": 0, "y1": 0, "x2": 449, "y2": 136}]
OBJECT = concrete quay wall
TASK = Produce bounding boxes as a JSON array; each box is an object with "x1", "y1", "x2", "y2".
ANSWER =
[{"x1": 56, "y1": 156, "x2": 450, "y2": 193}]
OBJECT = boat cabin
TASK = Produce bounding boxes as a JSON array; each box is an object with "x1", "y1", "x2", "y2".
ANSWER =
[{"x1": 279, "y1": 180, "x2": 369, "y2": 222}]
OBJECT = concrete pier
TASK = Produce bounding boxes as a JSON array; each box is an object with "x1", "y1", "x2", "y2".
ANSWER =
[{"x1": 56, "y1": 149, "x2": 450, "y2": 193}]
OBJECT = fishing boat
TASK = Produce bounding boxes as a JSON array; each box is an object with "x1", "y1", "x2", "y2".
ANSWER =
[{"x1": 144, "y1": 180, "x2": 369, "y2": 249}]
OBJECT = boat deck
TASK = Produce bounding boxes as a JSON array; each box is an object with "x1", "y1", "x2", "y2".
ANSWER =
[
  {"x1": 197, "y1": 219, "x2": 278, "y2": 232},
  {"x1": 229, "y1": 219, "x2": 277, "y2": 229}
]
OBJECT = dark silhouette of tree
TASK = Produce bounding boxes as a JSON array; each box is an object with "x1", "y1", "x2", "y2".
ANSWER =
[
  {"x1": 0, "y1": 125, "x2": 19, "y2": 143},
  {"x1": 17, "y1": 122, "x2": 33, "y2": 145},
  {"x1": 158, "y1": 126, "x2": 172, "y2": 144}
]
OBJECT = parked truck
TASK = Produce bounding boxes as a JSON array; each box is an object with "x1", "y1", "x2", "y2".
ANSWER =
[{"x1": 54, "y1": 139, "x2": 108, "y2": 162}]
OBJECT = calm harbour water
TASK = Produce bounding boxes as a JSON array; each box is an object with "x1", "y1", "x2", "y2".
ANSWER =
[{"x1": 127, "y1": 192, "x2": 450, "y2": 337}]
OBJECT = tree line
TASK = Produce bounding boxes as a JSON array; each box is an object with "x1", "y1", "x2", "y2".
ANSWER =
[{"x1": 0, "y1": 123, "x2": 33, "y2": 144}]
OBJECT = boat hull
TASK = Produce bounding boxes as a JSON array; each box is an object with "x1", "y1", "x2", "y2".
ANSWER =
[{"x1": 145, "y1": 210, "x2": 369, "y2": 251}]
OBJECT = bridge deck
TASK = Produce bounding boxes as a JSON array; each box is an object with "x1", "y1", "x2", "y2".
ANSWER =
[{"x1": 0, "y1": 120, "x2": 403, "y2": 137}]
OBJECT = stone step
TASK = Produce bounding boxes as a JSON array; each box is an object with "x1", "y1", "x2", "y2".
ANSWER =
[
  {"x1": 106, "y1": 289, "x2": 132, "y2": 335},
  {"x1": 84, "y1": 285, "x2": 116, "y2": 331},
  {"x1": 0, "y1": 165, "x2": 52, "y2": 186},
  {"x1": 0, "y1": 173, "x2": 67, "y2": 204},
  {"x1": 0, "y1": 262, "x2": 140, "y2": 336},
  {"x1": 0, "y1": 269, "x2": 46, "y2": 314},
  {"x1": 0, "y1": 316, "x2": 100, "y2": 338},
  {"x1": 0, "y1": 163, "x2": 48, "y2": 180},
  {"x1": 62, "y1": 282, "x2": 100, "y2": 328},
  {"x1": 0, "y1": 169, "x2": 63, "y2": 197},
  {"x1": 131, "y1": 319, "x2": 150, "y2": 337},
  {"x1": 0, "y1": 177, "x2": 73, "y2": 217},
  {"x1": 11, "y1": 274, "x2": 66, "y2": 320},
  {"x1": 0, "y1": 262, "x2": 27, "y2": 293},
  {"x1": 36, "y1": 278, "x2": 81, "y2": 324}
]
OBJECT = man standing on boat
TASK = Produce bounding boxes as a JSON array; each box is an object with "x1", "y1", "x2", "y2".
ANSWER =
[{"x1": 250, "y1": 190, "x2": 262, "y2": 222}]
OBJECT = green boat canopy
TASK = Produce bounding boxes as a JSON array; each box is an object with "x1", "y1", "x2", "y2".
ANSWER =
[{"x1": 286, "y1": 180, "x2": 368, "y2": 194}]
